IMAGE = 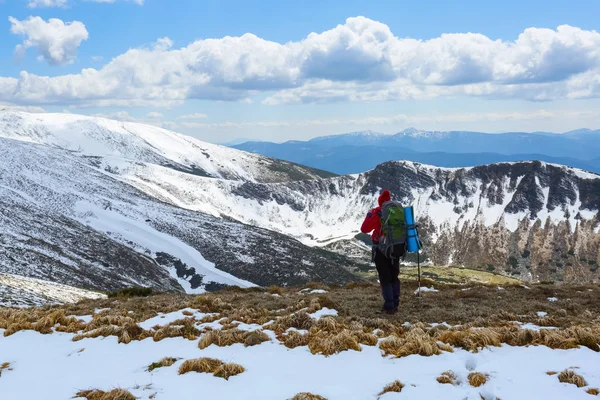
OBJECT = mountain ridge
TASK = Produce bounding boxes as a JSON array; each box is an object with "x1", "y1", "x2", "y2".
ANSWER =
[{"x1": 1, "y1": 111, "x2": 599, "y2": 290}]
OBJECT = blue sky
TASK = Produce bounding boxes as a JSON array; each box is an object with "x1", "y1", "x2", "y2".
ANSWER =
[{"x1": 1, "y1": 0, "x2": 600, "y2": 143}]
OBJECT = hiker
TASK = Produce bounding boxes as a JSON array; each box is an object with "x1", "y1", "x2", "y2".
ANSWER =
[{"x1": 360, "y1": 190, "x2": 404, "y2": 314}]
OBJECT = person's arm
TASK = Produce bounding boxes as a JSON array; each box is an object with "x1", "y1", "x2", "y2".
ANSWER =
[{"x1": 361, "y1": 209, "x2": 378, "y2": 234}]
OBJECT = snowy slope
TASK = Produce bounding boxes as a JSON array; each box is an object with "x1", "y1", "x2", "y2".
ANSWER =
[
  {"x1": 0, "y1": 273, "x2": 106, "y2": 307},
  {"x1": 1, "y1": 110, "x2": 599, "y2": 287},
  {"x1": 0, "y1": 111, "x2": 334, "y2": 183},
  {"x1": 0, "y1": 309, "x2": 599, "y2": 400},
  {"x1": 102, "y1": 157, "x2": 600, "y2": 245},
  {"x1": 0, "y1": 137, "x2": 359, "y2": 293}
]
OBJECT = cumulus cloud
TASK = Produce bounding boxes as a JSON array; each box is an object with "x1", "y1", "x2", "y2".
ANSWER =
[
  {"x1": 146, "y1": 111, "x2": 164, "y2": 118},
  {"x1": 92, "y1": 111, "x2": 137, "y2": 121},
  {"x1": 2, "y1": 17, "x2": 600, "y2": 106},
  {"x1": 0, "y1": 102, "x2": 47, "y2": 113},
  {"x1": 87, "y1": 0, "x2": 144, "y2": 4},
  {"x1": 180, "y1": 109, "x2": 599, "y2": 129},
  {"x1": 179, "y1": 113, "x2": 208, "y2": 119},
  {"x1": 9, "y1": 16, "x2": 89, "y2": 66},
  {"x1": 27, "y1": 0, "x2": 68, "y2": 7}
]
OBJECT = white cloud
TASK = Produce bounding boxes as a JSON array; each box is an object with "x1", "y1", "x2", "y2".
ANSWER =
[
  {"x1": 87, "y1": 0, "x2": 144, "y2": 4},
  {"x1": 179, "y1": 109, "x2": 600, "y2": 129},
  {"x1": 0, "y1": 102, "x2": 46, "y2": 113},
  {"x1": 9, "y1": 16, "x2": 88, "y2": 66},
  {"x1": 91, "y1": 56, "x2": 104, "y2": 62},
  {"x1": 92, "y1": 111, "x2": 136, "y2": 121},
  {"x1": 146, "y1": 112, "x2": 164, "y2": 118},
  {"x1": 160, "y1": 121, "x2": 179, "y2": 130},
  {"x1": 179, "y1": 113, "x2": 208, "y2": 120},
  {"x1": 2, "y1": 18, "x2": 600, "y2": 106},
  {"x1": 27, "y1": 0, "x2": 68, "y2": 7}
]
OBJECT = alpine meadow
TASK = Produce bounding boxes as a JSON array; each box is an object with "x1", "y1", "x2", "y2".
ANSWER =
[{"x1": 1, "y1": 1, "x2": 600, "y2": 399}]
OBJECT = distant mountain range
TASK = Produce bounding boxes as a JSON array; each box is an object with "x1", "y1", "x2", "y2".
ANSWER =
[{"x1": 232, "y1": 128, "x2": 600, "y2": 174}]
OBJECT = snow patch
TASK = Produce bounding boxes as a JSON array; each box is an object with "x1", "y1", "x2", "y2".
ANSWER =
[{"x1": 308, "y1": 308, "x2": 338, "y2": 320}]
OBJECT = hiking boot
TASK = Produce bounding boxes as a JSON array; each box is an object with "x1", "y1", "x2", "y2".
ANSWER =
[{"x1": 376, "y1": 306, "x2": 396, "y2": 315}]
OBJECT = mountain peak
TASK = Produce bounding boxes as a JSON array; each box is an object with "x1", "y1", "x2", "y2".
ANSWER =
[{"x1": 396, "y1": 127, "x2": 449, "y2": 139}]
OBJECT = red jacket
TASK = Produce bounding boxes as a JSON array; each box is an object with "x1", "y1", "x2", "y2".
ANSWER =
[{"x1": 360, "y1": 190, "x2": 391, "y2": 244}]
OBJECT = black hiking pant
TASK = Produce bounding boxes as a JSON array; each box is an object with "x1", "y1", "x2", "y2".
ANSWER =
[{"x1": 374, "y1": 248, "x2": 401, "y2": 311}]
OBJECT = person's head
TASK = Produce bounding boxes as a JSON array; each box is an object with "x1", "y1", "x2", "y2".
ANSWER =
[{"x1": 378, "y1": 190, "x2": 391, "y2": 206}]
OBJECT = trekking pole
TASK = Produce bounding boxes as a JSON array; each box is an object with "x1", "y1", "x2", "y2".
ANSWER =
[{"x1": 417, "y1": 248, "x2": 421, "y2": 298}]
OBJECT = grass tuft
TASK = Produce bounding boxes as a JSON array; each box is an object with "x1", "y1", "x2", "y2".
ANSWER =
[
  {"x1": 380, "y1": 328, "x2": 454, "y2": 358},
  {"x1": 213, "y1": 363, "x2": 245, "y2": 380},
  {"x1": 437, "y1": 370, "x2": 458, "y2": 385},
  {"x1": 546, "y1": 371, "x2": 557, "y2": 375},
  {"x1": 177, "y1": 357, "x2": 245, "y2": 380},
  {"x1": 147, "y1": 357, "x2": 179, "y2": 372},
  {"x1": 268, "y1": 286, "x2": 284, "y2": 296},
  {"x1": 308, "y1": 329, "x2": 361, "y2": 356},
  {"x1": 290, "y1": 393, "x2": 327, "y2": 400},
  {"x1": 178, "y1": 358, "x2": 224, "y2": 375},
  {"x1": 468, "y1": 372, "x2": 489, "y2": 387},
  {"x1": 244, "y1": 330, "x2": 270, "y2": 347},
  {"x1": 378, "y1": 380, "x2": 404, "y2": 397},
  {"x1": 74, "y1": 388, "x2": 136, "y2": 400},
  {"x1": 279, "y1": 331, "x2": 310, "y2": 349},
  {"x1": 558, "y1": 369, "x2": 588, "y2": 388},
  {"x1": 587, "y1": 388, "x2": 599, "y2": 396}
]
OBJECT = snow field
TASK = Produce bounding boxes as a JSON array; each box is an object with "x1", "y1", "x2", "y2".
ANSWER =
[{"x1": 1, "y1": 321, "x2": 599, "y2": 400}]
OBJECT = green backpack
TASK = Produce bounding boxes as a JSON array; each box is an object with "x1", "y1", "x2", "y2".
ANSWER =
[{"x1": 379, "y1": 200, "x2": 407, "y2": 259}]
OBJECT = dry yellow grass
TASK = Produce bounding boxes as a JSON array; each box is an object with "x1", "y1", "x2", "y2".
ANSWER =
[
  {"x1": 198, "y1": 328, "x2": 270, "y2": 349},
  {"x1": 468, "y1": 372, "x2": 489, "y2": 387},
  {"x1": 290, "y1": 393, "x2": 327, "y2": 400},
  {"x1": 546, "y1": 371, "x2": 558, "y2": 376},
  {"x1": 268, "y1": 286, "x2": 284, "y2": 296},
  {"x1": 587, "y1": 388, "x2": 599, "y2": 396},
  {"x1": 213, "y1": 363, "x2": 245, "y2": 380},
  {"x1": 0, "y1": 361, "x2": 12, "y2": 376},
  {"x1": 278, "y1": 312, "x2": 315, "y2": 332},
  {"x1": 244, "y1": 330, "x2": 270, "y2": 347},
  {"x1": 378, "y1": 380, "x2": 404, "y2": 397},
  {"x1": 74, "y1": 388, "x2": 136, "y2": 400},
  {"x1": 558, "y1": 369, "x2": 588, "y2": 388},
  {"x1": 380, "y1": 328, "x2": 454, "y2": 358},
  {"x1": 437, "y1": 370, "x2": 458, "y2": 385},
  {"x1": 147, "y1": 357, "x2": 179, "y2": 372},
  {"x1": 308, "y1": 329, "x2": 361, "y2": 356},
  {"x1": 438, "y1": 328, "x2": 502, "y2": 352},
  {"x1": 177, "y1": 357, "x2": 245, "y2": 380},
  {"x1": 279, "y1": 331, "x2": 310, "y2": 349},
  {"x1": 178, "y1": 358, "x2": 224, "y2": 375}
]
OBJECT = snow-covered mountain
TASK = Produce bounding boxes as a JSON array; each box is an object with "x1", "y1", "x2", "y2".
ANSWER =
[
  {"x1": 0, "y1": 273, "x2": 106, "y2": 307},
  {"x1": 0, "y1": 111, "x2": 335, "y2": 183},
  {"x1": 0, "y1": 111, "x2": 359, "y2": 295},
  {"x1": 1, "y1": 111, "x2": 599, "y2": 292},
  {"x1": 107, "y1": 155, "x2": 600, "y2": 283}
]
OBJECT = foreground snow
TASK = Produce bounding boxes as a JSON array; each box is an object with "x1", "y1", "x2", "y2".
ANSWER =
[
  {"x1": 0, "y1": 314, "x2": 598, "y2": 400},
  {"x1": 0, "y1": 273, "x2": 106, "y2": 307}
]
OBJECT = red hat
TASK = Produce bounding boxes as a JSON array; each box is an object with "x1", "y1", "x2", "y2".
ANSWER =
[{"x1": 378, "y1": 190, "x2": 391, "y2": 206}]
